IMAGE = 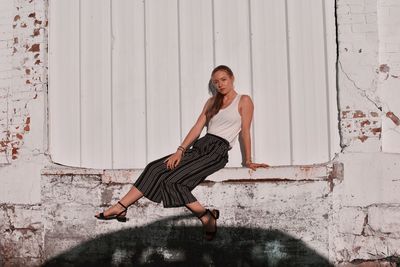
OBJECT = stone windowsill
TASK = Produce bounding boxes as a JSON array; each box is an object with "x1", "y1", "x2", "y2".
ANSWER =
[{"x1": 41, "y1": 162, "x2": 341, "y2": 184}]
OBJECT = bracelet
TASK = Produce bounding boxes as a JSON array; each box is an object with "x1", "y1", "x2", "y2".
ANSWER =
[{"x1": 177, "y1": 146, "x2": 186, "y2": 154}]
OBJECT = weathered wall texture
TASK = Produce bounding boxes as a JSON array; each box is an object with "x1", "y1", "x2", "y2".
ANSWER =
[
  {"x1": 333, "y1": 0, "x2": 400, "y2": 264},
  {"x1": 0, "y1": 0, "x2": 400, "y2": 266},
  {"x1": 40, "y1": 166, "x2": 335, "y2": 266},
  {"x1": 0, "y1": 0, "x2": 49, "y2": 203}
]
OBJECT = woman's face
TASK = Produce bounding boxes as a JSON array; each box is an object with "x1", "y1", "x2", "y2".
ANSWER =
[{"x1": 211, "y1": 70, "x2": 234, "y2": 95}]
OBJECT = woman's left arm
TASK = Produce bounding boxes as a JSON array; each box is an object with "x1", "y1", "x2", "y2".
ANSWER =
[{"x1": 239, "y1": 95, "x2": 269, "y2": 171}]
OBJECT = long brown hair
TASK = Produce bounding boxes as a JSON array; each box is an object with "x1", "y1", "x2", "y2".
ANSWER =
[{"x1": 205, "y1": 65, "x2": 234, "y2": 123}]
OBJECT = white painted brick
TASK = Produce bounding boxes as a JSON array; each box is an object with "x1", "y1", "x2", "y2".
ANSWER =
[
  {"x1": 337, "y1": 4, "x2": 351, "y2": 15},
  {"x1": 338, "y1": 207, "x2": 366, "y2": 235},
  {"x1": 338, "y1": 14, "x2": 366, "y2": 24},
  {"x1": 365, "y1": 32, "x2": 379, "y2": 42},
  {"x1": 338, "y1": 32, "x2": 367, "y2": 42},
  {"x1": 349, "y1": 5, "x2": 365, "y2": 14},
  {"x1": 380, "y1": 0, "x2": 400, "y2": 6},
  {"x1": 339, "y1": 24, "x2": 353, "y2": 34},
  {"x1": 365, "y1": 0, "x2": 377, "y2": 13},
  {"x1": 368, "y1": 206, "x2": 400, "y2": 236},
  {"x1": 365, "y1": 14, "x2": 377, "y2": 24},
  {"x1": 342, "y1": 0, "x2": 366, "y2": 5},
  {"x1": 347, "y1": 235, "x2": 400, "y2": 261},
  {"x1": 352, "y1": 23, "x2": 378, "y2": 33}
]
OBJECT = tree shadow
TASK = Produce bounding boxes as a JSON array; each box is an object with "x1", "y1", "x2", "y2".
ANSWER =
[{"x1": 43, "y1": 215, "x2": 333, "y2": 267}]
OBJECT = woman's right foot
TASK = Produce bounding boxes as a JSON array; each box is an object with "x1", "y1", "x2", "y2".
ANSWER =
[{"x1": 95, "y1": 201, "x2": 128, "y2": 222}]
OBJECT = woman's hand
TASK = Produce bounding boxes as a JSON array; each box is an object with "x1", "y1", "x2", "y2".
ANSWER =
[
  {"x1": 245, "y1": 161, "x2": 269, "y2": 171},
  {"x1": 164, "y1": 150, "x2": 183, "y2": 170}
]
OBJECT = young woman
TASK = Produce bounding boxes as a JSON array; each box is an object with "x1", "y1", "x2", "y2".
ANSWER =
[{"x1": 95, "y1": 65, "x2": 268, "y2": 241}]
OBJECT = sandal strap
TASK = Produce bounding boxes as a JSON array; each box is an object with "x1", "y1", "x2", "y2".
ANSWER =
[
  {"x1": 209, "y1": 209, "x2": 218, "y2": 220},
  {"x1": 117, "y1": 201, "x2": 128, "y2": 210},
  {"x1": 197, "y1": 209, "x2": 209, "y2": 219}
]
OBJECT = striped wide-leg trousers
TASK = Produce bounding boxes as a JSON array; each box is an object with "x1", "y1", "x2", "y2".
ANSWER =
[{"x1": 134, "y1": 133, "x2": 230, "y2": 208}]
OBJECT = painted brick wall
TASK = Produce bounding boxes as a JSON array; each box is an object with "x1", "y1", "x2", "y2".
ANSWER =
[
  {"x1": 0, "y1": 0, "x2": 47, "y2": 163},
  {"x1": 334, "y1": 0, "x2": 400, "y2": 265},
  {"x1": 337, "y1": 0, "x2": 382, "y2": 151},
  {"x1": 0, "y1": 1, "x2": 48, "y2": 264}
]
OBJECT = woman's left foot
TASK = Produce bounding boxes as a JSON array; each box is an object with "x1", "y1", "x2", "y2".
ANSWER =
[
  {"x1": 95, "y1": 201, "x2": 128, "y2": 222},
  {"x1": 198, "y1": 209, "x2": 220, "y2": 241}
]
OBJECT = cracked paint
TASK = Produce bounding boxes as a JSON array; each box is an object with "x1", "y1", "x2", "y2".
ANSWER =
[{"x1": 0, "y1": 0, "x2": 46, "y2": 163}]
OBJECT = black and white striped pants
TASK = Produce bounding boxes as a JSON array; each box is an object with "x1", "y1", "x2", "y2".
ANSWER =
[{"x1": 134, "y1": 133, "x2": 230, "y2": 208}]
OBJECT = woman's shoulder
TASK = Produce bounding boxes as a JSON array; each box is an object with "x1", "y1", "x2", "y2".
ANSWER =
[{"x1": 239, "y1": 94, "x2": 253, "y2": 103}]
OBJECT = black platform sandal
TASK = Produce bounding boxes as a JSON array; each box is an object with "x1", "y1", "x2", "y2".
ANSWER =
[
  {"x1": 198, "y1": 209, "x2": 220, "y2": 241},
  {"x1": 95, "y1": 201, "x2": 128, "y2": 222}
]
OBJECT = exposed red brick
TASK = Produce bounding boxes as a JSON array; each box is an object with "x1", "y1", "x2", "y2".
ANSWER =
[
  {"x1": 33, "y1": 28, "x2": 40, "y2": 36},
  {"x1": 358, "y1": 135, "x2": 368, "y2": 142},
  {"x1": 14, "y1": 15, "x2": 20, "y2": 21},
  {"x1": 28, "y1": 44, "x2": 40, "y2": 52},
  {"x1": 34, "y1": 19, "x2": 42, "y2": 26},
  {"x1": 25, "y1": 69, "x2": 31, "y2": 75},
  {"x1": 360, "y1": 120, "x2": 371, "y2": 127},
  {"x1": 371, "y1": 128, "x2": 381, "y2": 135},
  {"x1": 28, "y1": 12, "x2": 36, "y2": 18},
  {"x1": 353, "y1": 110, "x2": 366, "y2": 118},
  {"x1": 24, "y1": 117, "x2": 30, "y2": 132},
  {"x1": 21, "y1": 23, "x2": 27, "y2": 28},
  {"x1": 16, "y1": 134, "x2": 23, "y2": 140},
  {"x1": 342, "y1": 110, "x2": 350, "y2": 119},
  {"x1": 379, "y1": 64, "x2": 390, "y2": 73},
  {"x1": 386, "y1": 112, "x2": 400, "y2": 126},
  {"x1": 12, "y1": 147, "x2": 18, "y2": 158}
]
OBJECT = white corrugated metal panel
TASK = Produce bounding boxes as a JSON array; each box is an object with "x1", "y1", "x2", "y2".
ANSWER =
[
  {"x1": 48, "y1": 0, "x2": 81, "y2": 167},
  {"x1": 178, "y1": 0, "x2": 213, "y2": 147},
  {"x1": 251, "y1": 0, "x2": 291, "y2": 165},
  {"x1": 112, "y1": 0, "x2": 147, "y2": 168},
  {"x1": 288, "y1": 0, "x2": 330, "y2": 164},
  {"x1": 49, "y1": 0, "x2": 339, "y2": 169}
]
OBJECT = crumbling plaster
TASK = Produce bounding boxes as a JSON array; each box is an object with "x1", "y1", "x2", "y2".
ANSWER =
[{"x1": 0, "y1": 0, "x2": 50, "y2": 204}]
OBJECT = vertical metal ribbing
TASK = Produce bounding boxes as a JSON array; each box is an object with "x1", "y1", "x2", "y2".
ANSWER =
[
  {"x1": 284, "y1": 0, "x2": 294, "y2": 164},
  {"x1": 79, "y1": 0, "x2": 82, "y2": 167},
  {"x1": 248, "y1": 0, "x2": 256, "y2": 162},
  {"x1": 143, "y1": 0, "x2": 149, "y2": 164},
  {"x1": 110, "y1": 0, "x2": 114, "y2": 168},
  {"x1": 211, "y1": 0, "x2": 216, "y2": 66},
  {"x1": 321, "y1": 0, "x2": 332, "y2": 161},
  {"x1": 177, "y1": 0, "x2": 183, "y2": 142}
]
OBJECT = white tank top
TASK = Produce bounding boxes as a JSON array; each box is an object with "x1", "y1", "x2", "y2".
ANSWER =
[{"x1": 207, "y1": 94, "x2": 242, "y2": 148}]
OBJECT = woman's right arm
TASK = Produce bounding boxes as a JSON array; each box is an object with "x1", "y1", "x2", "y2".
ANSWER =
[
  {"x1": 179, "y1": 97, "x2": 212, "y2": 149},
  {"x1": 165, "y1": 97, "x2": 213, "y2": 169}
]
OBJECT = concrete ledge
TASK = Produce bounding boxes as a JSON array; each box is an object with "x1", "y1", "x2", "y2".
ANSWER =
[{"x1": 41, "y1": 162, "x2": 338, "y2": 184}]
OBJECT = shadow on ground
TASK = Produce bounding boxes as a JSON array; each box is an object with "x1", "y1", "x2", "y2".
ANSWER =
[{"x1": 43, "y1": 215, "x2": 333, "y2": 267}]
